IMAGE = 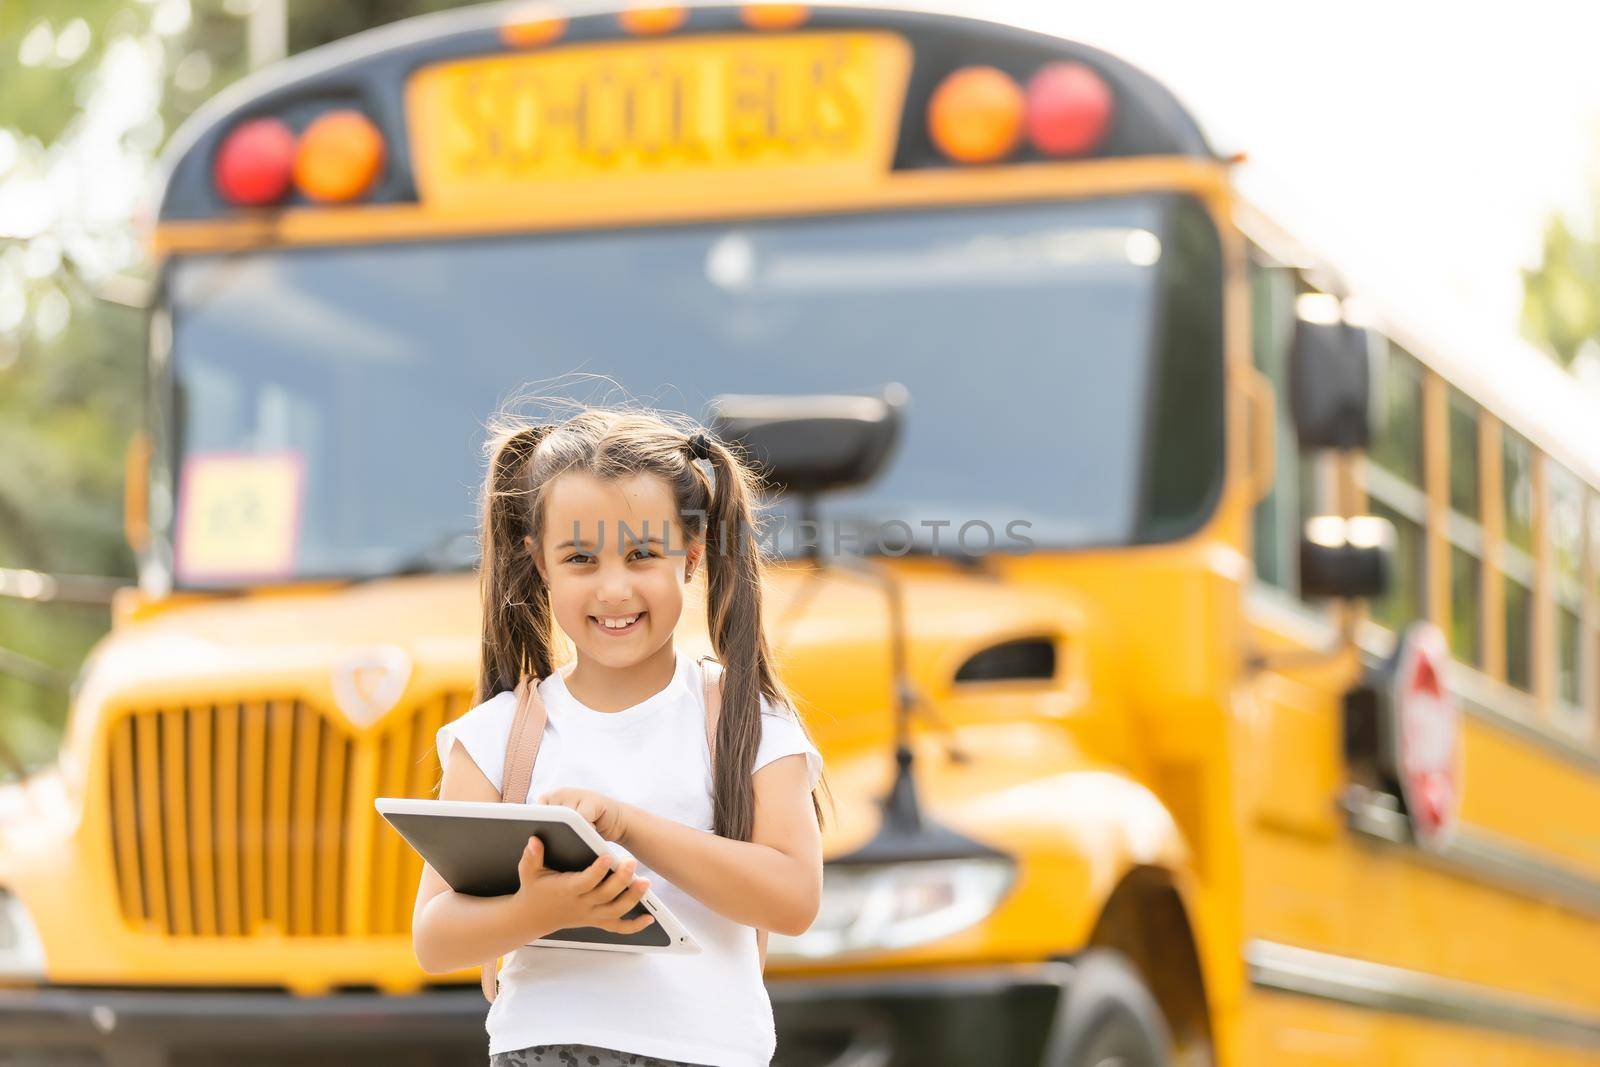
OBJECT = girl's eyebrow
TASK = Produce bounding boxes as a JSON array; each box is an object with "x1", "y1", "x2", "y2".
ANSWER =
[{"x1": 556, "y1": 536, "x2": 668, "y2": 550}]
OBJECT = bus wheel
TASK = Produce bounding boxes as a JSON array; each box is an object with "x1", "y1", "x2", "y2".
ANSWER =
[{"x1": 1044, "y1": 948, "x2": 1173, "y2": 1067}]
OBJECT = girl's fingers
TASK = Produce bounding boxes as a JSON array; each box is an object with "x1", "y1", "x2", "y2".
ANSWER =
[
  {"x1": 593, "y1": 880, "x2": 649, "y2": 927},
  {"x1": 607, "y1": 878, "x2": 650, "y2": 918},
  {"x1": 584, "y1": 858, "x2": 637, "y2": 901},
  {"x1": 517, "y1": 837, "x2": 544, "y2": 885},
  {"x1": 572, "y1": 853, "x2": 614, "y2": 893},
  {"x1": 601, "y1": 910, "x2": 657, "y2": 934}
]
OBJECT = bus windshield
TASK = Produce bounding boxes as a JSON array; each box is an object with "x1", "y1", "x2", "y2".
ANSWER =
[{"x1": 162, "y1": 193, "x2": 1221, "y2": 586}]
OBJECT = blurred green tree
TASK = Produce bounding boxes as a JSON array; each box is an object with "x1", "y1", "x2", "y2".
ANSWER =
[
  {"x1": 0, "y1": 0, "x2": 190, "y2": 771},
  {"x1": 290, "y1": 0, "x2": 475, "y2": 54},
  {"x1": 1521, "y1": 194, "x2": 1600, "y2": 367},
  {"x1": 0, "y1": 0, "x2": 477, "y2": 773}
]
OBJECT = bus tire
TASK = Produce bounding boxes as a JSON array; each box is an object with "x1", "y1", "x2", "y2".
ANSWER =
[{"x1": 1043, "y1": 948, "x2": 1173, "y2": 1067}]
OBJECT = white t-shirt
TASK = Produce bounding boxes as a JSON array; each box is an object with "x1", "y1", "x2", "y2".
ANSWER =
[{"x1": 434, "y1": 644, "x2": 823, "y2": 1066}]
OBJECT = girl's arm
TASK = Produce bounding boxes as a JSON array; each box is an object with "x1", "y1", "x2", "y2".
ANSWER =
[
  {"x1": 411, "y1": 741, "x2": 547, "y2": 974},
  {"x1": 618, "y1": 754, "x2": 822, "y2": 936}
]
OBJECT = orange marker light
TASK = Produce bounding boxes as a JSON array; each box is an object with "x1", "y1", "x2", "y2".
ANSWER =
[
  {"x1": 500, "y1": 3, "x2": 567, "y2": 47},
  {"x1": 293, "y1": 110, "x2": 385, "y2": 203},
  {"x1": 927, "y1": 66, "x2": 1024, "y2": 164},
  {"x1": 741, "y1": 4, "x2": 809, "y2": 29},
  {"x1": 618, "y1": 5, "x2": 687, "y2": 35}
]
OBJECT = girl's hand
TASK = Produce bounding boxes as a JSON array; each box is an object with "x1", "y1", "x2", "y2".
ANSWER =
[
  {"x1": 512, "y1": 835, "x2": 657, "y2": 941},
  {"x1": 540, "y1": 787, "x2": 631, "y2": 843}
]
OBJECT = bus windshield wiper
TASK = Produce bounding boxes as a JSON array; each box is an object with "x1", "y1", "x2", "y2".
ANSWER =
[
  {"x1": 347, "y1": 529, "x2": 480, "y2": 584},
  {"x1": 833, "y1": 514, "x2": 992, "y2": 570}
]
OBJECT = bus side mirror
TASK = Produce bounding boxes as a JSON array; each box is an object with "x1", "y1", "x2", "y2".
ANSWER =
[
  {"x1": 707, "y1": 384, "x2": 906, "y2": 496},
  {"x1": 1300, "y1": 515, "x2": 1393, "y2": 599},
  {"x1": 1289, "y1": 318, "x2": 1372, "y2": 450}
]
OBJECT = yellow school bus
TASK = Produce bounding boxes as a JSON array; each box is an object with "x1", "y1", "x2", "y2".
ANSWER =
[{"x1": 1, "y1": 2, "x2": 1598, "y2": 1064}]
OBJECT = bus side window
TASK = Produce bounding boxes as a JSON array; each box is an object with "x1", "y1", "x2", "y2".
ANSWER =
[
  {"x1": 1247, "y1": 245, "x2": 1328, "y2": 602},
  {"x1": 1547, "y1": 459, "x2": 1585, "y2": 725},
  {"x1": 1365, "y1": 338, "x2": 1427, "y2": 632},
  {"x1": 1501, "y1": 426, "x2": 1536, "y2": 692},
  {"x1": 1445, "y1": 387, "x2": 1486, "y2": 670},
  {"x1": 1588, "y1": 493, "x2": 1600, "y2": 743}
]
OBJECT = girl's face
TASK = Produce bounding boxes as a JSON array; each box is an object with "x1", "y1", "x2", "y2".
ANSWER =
[{"x1": 529, "y1": 470, "x2": 701, "y2": 668}]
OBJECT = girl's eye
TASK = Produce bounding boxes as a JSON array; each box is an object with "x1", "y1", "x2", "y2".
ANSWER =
[{"x1": 563, "y1": 550, "x2": 653, "y2": 564}]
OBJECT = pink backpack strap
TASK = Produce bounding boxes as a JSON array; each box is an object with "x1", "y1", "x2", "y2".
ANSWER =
[
  {"x1": 484, "y1": 668, "x2": 556, "y2": 1002},
  {"x1": 698, "y1": 655, "x2": 769, "y2": 972},
  {"x1": 499, "y1": 674, "x2": 550, "y2": 805}
]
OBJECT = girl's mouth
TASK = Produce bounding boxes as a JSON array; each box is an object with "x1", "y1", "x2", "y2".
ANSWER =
[{"x1": 591, "y1": 611, "x2": 645, "y2": 636}]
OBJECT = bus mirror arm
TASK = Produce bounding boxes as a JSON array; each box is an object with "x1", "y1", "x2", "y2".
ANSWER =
[
  {"x1": 800, "y1": 496, "x2": 1001, "y2": 868},
  {"x1": 1245, "y1": 369, "x2": 1276, "y2": 504},
  {"x1": 1245, "y1": 600, "x2": 1361, "y2": 674},
  {"x1": 710, "y1": 388, "x2": 1000, "y2": 863},
  {"x1": 806, "y1": 537, "x2": 973, "y2": 769},
  {"x1": 1247, "y1": 452, "x2": 1394, "y2": 674}
]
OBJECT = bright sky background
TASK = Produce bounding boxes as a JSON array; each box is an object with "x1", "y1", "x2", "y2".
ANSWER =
[
  {"x1": 8, "y1": 0, "x2": 1599, "y2": 365},
  {"x1": 951, "y1": 0, "x2": 1600, "y2": 346}
]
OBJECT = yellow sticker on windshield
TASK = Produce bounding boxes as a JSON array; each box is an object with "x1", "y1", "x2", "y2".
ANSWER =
[{"x1": 174, "y1": 451, "x2": 304, "y2": 582}]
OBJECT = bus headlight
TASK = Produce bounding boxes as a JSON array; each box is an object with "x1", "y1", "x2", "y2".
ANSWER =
[
  {"x1": 0, "y1": 888, "x2": 46, "y2": 978},
  {"x1": 767, "y1": 857, "x2": 1016, "y2": 960}
]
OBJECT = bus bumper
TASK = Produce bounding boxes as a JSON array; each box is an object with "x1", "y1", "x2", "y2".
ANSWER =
[
  {"x1": 0, "y1": 962, "x2": 1070, "y2": 1067},
  {"x1": 0, "y1": 984, "x2": 490, "y2": 1066},
  {"x1": 769, "y1": 961, "x2": 1071, "y2": 1067}
]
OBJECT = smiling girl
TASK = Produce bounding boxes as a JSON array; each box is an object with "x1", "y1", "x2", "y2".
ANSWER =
[{"x1": 411, "y1": 406, "x2": 829, "y2": 1067}]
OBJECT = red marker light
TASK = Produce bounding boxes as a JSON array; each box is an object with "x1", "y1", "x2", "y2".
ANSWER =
[
  {"x1": 214, "y1": 118, "x2": 296, "y2": 206},
  {"x1": 1025, "y1": 62, "x2": 1113, "y2": 157}
]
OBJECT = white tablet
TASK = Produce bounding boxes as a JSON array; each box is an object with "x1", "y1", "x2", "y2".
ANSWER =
[{"x1": 376, "y1": 797, "x2": 701, "y2": 955}]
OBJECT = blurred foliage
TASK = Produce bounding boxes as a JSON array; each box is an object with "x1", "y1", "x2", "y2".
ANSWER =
[
  {"x1": 0, "y1": 0, "x2": 477, "y2": 775},
  {"x1": 289, "y1": 0, "x2": 474, "y2": 54},
  {"x1": 0, "y1": 0, "x2": 131, "y2": 145},
  {"x1": 1521, "y1": 193, "x2": 1600, "y2": 367}
]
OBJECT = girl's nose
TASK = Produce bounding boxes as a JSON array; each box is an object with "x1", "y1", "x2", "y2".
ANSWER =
[{"x1": 596, "y1": 566, "x2": 635, "y2": 604}]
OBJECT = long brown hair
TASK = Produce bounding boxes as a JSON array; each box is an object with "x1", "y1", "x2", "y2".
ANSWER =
[{"x1": 475, "y1": 404, "x2": 830, "y2": 840}]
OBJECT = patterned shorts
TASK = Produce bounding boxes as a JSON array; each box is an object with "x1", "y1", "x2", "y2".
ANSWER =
[{"x1": 489, "y1": 1044, "x2": 707, "y2": 1067}]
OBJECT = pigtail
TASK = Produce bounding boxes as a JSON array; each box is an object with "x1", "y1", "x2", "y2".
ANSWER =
[
  {"x1": 476, "y1": 423, "x2": 557, "y2": 704},
  {"x1": 698, "y1": 435, "x2": 831, "y2": 841}
]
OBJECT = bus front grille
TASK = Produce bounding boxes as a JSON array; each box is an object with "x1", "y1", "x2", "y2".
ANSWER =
[{"x1": 105, "y1": 691, "x2": 466, "y2": 938}]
